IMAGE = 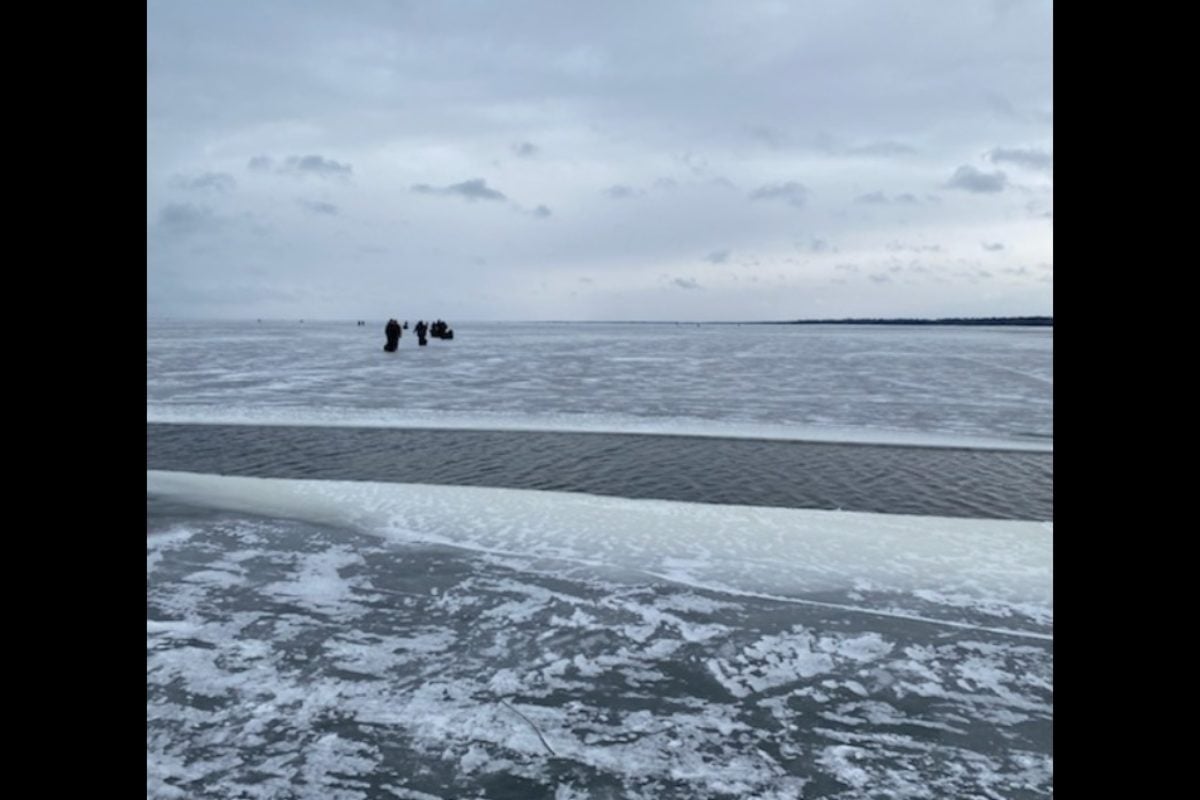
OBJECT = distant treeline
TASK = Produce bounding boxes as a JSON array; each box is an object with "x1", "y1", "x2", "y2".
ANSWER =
[
  {"x1": 779, "y1": 316, "x2": 1052, "y2": 327},
  {"x1": 543, "y1": 317, "x2": 1053, "y2": 326}
]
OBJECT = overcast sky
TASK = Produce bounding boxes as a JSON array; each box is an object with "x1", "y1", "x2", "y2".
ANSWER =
[{"x1": 147, "y1": 0, "x2": 1052, "y2": 321}]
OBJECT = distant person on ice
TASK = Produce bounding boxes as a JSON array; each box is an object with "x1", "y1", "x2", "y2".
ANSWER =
[
  {"x1": 383, "y1": 318, "x2": 401, "y2": 352},
  {"x1": 415, "y1": 320, "x2": 428, "y2": 346}
]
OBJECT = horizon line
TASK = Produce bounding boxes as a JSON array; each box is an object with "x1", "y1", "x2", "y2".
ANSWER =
[{"x1": 149, "y1": 315, "x2": 1053, "y2": 325}]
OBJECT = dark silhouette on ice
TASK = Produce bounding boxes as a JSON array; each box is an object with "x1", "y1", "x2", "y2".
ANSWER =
[{"x1": 383, "y1": 318, "x2": 402, "y2": 352}]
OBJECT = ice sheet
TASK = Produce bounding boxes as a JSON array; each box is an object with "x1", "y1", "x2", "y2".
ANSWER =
[
  {"x1": 148, "y1": 321, "x2": 1053, "y2": 450},
  {"x1": 147, "y1": 504, "x2": 1053, "y2": 798},
  {"x1": 147, "y1": 471, "x2": 1052, "y2": 617}
]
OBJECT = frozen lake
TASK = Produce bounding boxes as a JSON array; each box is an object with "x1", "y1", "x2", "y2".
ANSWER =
[
  {"x1": 148, "y1": 320, "x2": 1052, "y2": 798},
  {"x1": 147, "y1": 320, "x2": 1052, "y2": 450}
]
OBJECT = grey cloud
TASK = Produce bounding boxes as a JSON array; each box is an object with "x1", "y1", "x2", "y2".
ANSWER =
[
  {"x1": 605, "y1": 185, "x2": 639, "y2": 199},
  {"x1": 673, "y1": 277, "x2": 701, "y2": 289},
  {"x1": 748, "y1": 125, "x2": 790, "y2": 149},
  {"x1": 886, "y1": 241, "x2": 942, "y2": 254},
  {"x1": 282, "y1": 154, "x2": 353, "y2": 178},
  {"x1": 677, "y1": 151, "x2": 710, "y2": 176},
  {"x1": 158, "y1": 203, "x2": 218, "y2": 234},
  {"x1": 299, "y1": 199, "x2": 339, "y2": 215},
  {"x1": 411, "y1": 178, "x2": 507, "y2": 202},
  {"x1": 705, "y1": 249, "x2": 730, "y2": 264},
  {"x1": 654, "y1": 177, "x2": 679, "y2": 190},
  {"x1": 447, "y1": 179, "x2": 506, "y2": 200},
  {"x1": 808, "y1": 238, "x2": 833, "y2": 253},
  {"x1": 946, "y1": 165, "x2": 1007, "y2": 193},
  {"x1": 984, "y1": 92, "x2": 1051, "y2": 125},
  {"x1": 984, "y1": 91, "x2": 1019, "y2": 118},
  {"x1": 708, "y1": 177, "x2": 737, "y2": 190},
  {"x1": 982, "y1": 241, "x2": 1004, "y2": 251},
  {"x1": 854, "y1": 191, "x2": 921, "y2": 205},
  {"x1": 249, "y1": 154, "x2": 353, "y2": 178},
  {"x1": 988, "y1": 147, "x2": 1052, "y2": 171},
  {"x1": 868, "y1": 273, "x2": 891, "y2": 283},
  {"x1": 993, "y1": 0, "x2": 1025, "y2": 20},
  {"x1": 854, "y1": 191, "x2": 888, "y2": 204},
  {"x1": 845, "y1": 141, "x2": 917, "y2": 157},
  {"x1": 811, "y1": 134, "x2": 917, "y2": 158},
  {"x1": 512, "y1": 141, "x2": 539, "y2": 157},
  {"x1": 749, "y1": 181, "x2": 807, "y2": 207},
  {"x1": 811, "y1": 131, "x2": 839, "y2": 154},
  {"x1": 531, "y1": 204, "x2": 552, "y2": 218},
  {"x1": 170, "y1": 172, "x2": 237, "y2": 193}
]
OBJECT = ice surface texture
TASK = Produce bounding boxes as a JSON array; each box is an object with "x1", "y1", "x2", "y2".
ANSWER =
[
  {"x1": 148, "y1": 481, "x2": 1052, "y2": 799},
  {"x1": 149, "y1": 473, "x2": 1051, "y2": 633},
  {"x1": 147, "y1": 321, "x2": 1053, "y2": 797},
  {"x1": 148, "y1": 321, "x2": 1052, "y2": 450}
]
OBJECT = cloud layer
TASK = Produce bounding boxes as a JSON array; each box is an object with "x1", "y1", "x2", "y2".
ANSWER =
[
  {"x1": 412, "y1": 179, "x2": 508, "y2": 202},
  {"x1": 947, "y1": 166, "x2": 1008, "y2": 193},
  {"x1": 148, "y1": 1, "x2": 1052, "y2": 320}
]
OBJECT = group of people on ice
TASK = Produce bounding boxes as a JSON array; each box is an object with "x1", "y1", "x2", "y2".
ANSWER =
[{"x1": 383, "y1": 318, "x2": 454, "y2": 351}]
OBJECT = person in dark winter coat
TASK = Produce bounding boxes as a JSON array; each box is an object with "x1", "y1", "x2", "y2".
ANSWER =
[{"x1": 383, "y1": 318, "x2": 402, "y2": 352}]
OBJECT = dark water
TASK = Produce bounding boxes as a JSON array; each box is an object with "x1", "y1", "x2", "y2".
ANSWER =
[{"x1": 148, "y1": 423, "x2": 1052, "y2": 521}]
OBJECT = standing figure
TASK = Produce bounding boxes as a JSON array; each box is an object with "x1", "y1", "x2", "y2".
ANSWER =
[
  {"x1": 415, "y1": 320, "x2": 428, "y2": 346},
  {"x1": 383, "y1": 318, "x2": 401, "y2": 352}
]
